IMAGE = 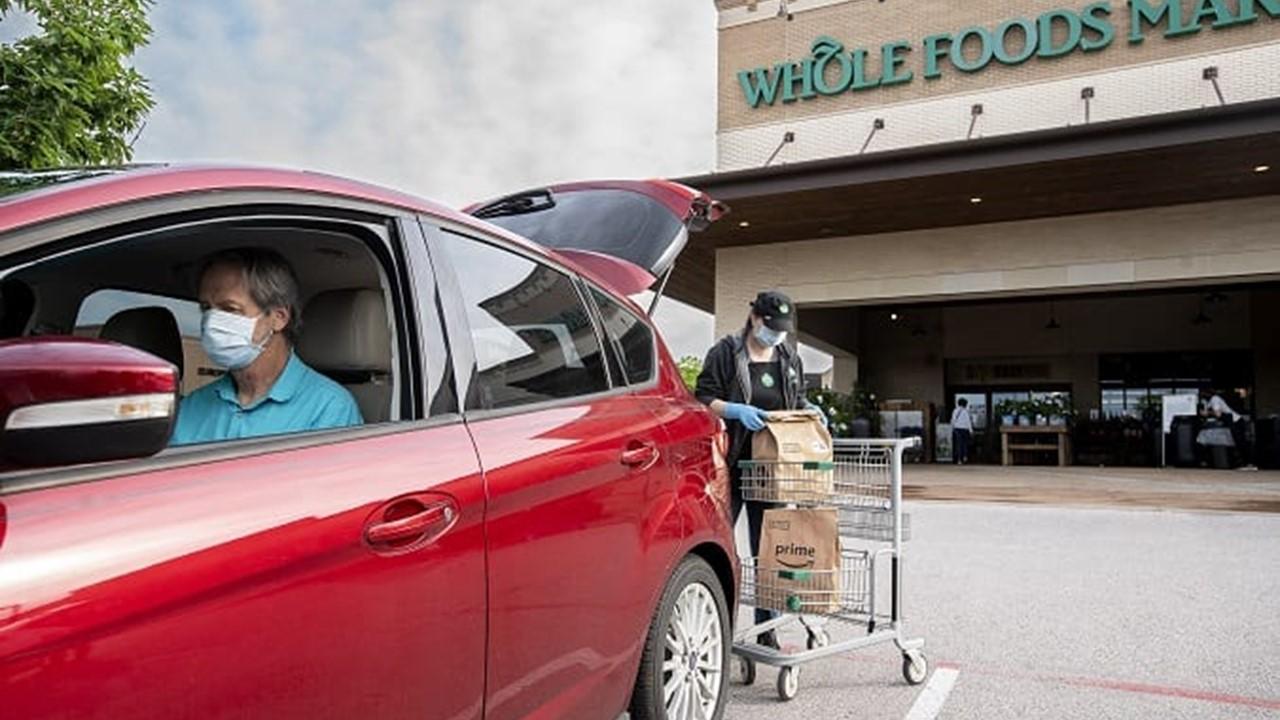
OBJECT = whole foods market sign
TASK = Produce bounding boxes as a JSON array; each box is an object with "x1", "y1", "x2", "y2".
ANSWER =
[{"x1": 738, "y1": 0, "x2": 1279, "y2": 108}]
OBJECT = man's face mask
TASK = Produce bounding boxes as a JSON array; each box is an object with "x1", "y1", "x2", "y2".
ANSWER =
[
  {"x1": 201, "y1": 308, "x2": 270, "y2": 370},
  {"x1": 754, "y1": 323, "x2": 787, "y2": 348}
]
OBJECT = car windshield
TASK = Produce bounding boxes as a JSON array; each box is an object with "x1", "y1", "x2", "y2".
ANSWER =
[{"x1": 0, "y1": 168, "x2": 137, "y2": 201}]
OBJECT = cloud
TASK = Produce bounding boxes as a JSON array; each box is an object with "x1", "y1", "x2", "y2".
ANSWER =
[
  {"x1": 132, "y1": 0, "x2": 717, "y2": 205},
  {"x1": 127, "y1": 0, "x2": 833, "y2": 371}
]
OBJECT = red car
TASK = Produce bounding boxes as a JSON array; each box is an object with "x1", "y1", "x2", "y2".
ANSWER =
[{"x1": 0, "y1": 166, "x2": 736, "y2": 720}]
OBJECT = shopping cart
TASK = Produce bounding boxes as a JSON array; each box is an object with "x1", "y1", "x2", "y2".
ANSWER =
[{"x1": 732, "y1": 437, "x2": 927, "y2": 701}]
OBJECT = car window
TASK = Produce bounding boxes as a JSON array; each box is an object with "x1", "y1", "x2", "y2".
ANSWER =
[
  {"x1": 589, "y1": 287, "x2": 655, "y2": 386},
  {"x1": 75, "y1": 288, "x2": 223, "y2": 394},
  {"x1": 438, "y1": 233, "x2": 609, "y2": 410}
]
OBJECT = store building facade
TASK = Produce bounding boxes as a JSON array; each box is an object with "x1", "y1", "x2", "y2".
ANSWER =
[{"x1": 674, "y1": 0, "x2": 1280, "y2": 464}]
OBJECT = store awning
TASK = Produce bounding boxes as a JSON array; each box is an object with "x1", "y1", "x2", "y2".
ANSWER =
[{"x1": 672, "y1": 98, "x2": 1280, "y2": 312}]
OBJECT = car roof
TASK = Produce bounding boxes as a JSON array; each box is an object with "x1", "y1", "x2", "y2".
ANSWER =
[
  {"x1": 0, "y1": 164, "x2": 487, "y2": 234},
  {"x1": 0, "y1": 164, "x2": 650, "y2": 308}
]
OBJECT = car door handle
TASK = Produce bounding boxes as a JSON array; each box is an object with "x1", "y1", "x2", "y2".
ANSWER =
[
  {"x1": 621, "y1": 441, "x2": 660, "y2": 470},
  {"x1": 364, "y1": 497, "x2": 457, "y2": 553}
]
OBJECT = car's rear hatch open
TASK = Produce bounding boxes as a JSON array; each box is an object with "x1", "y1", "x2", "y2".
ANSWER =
[{"x1": 466, "y1": 180, "x2": 725, "y2": 312}]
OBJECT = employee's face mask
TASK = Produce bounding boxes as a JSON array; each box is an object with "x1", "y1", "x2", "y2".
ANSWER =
[
  {"x1": 754, "y1": 323, "x2": 787, "y2": 348},
  {"x1": 201, "y1": 308, "x2": 271, "y2": 370}
]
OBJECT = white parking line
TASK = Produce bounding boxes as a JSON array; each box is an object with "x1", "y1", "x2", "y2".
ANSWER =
[{"x1": 904, "y1": 667, "x2": 960, "y2": 720}]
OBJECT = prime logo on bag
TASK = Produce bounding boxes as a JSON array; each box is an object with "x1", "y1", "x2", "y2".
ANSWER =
[{"x1": 758, "y1": 508, "x2": 842, "y2": 614}]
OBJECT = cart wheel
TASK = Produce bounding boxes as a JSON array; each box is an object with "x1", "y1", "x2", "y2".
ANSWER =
[
  {"x1": 777, "y1": 666, "x2": 800, "y2": 701},
  {"x1": 806, "y1": 629, "x2": 829, "y2": 650},
  {"x1": 902, "y1": 651, "x2": 928, "y2": 686},
  {"x1": 738, "y1": 656, "x2": 756, "y2": 686}
]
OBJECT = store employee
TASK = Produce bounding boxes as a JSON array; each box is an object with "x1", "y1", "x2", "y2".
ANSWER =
[{"x1": 694, "y1": 289, "x2": 823, "y2": 647}]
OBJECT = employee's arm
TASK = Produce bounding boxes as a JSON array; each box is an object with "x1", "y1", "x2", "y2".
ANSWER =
[{"x1": 708, "y1": 399, "x2": 730, "y2": 418}]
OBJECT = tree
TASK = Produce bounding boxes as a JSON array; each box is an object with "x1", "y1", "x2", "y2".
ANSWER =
[
  {"x1": 677, "y1": 355, "x2": 702, "y2": 391},
  {"x1": 0, "y1": 0, "x2": 154, "y2": 169}
]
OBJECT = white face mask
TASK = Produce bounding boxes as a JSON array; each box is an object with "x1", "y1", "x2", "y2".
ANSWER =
[
  {"x1": 201, "y1": 309, "x2": 270, "y2": 370},
  {"x1": 754, "y1": 324, "x2": 787, "y2": 348}
]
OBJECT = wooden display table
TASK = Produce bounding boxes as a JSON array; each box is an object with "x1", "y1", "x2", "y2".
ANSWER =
[{"x1": 1000, "y1": 425, "x2": 1072, "y2": 466}]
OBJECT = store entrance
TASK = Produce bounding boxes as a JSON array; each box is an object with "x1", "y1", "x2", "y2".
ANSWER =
[{"x1": 943, "y1": 386, "x2": 1073, "y2": 465}]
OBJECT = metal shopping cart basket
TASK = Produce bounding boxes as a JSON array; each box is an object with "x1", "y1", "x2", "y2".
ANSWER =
[{"x1": 732, "y1": 437, "x2": 927, "y2": 701}]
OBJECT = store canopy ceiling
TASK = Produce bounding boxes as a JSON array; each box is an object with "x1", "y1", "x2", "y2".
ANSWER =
[{"x1": 672, "y1": 98, "x2": 1280, "y2": 312}]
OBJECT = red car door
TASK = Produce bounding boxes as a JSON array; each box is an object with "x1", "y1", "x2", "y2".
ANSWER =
[
  {"x1": 0, "y1": 211, "x2": 486, "y2": 720},
  {"x1": 429, "y1": 227, "x2": 684, "y2": 720},
  {"x1": 0, "y1": 430, "x2": 486, "y2": 720}
]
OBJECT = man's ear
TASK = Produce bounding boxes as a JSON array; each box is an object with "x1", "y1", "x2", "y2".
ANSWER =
[{"x1": 268, "y1": 305, "x2": 290, "y2": 334}]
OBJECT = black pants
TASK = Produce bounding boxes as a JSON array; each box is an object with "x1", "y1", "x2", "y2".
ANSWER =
[
  {"x1": 731, "y1": 492, "x2": 779, "y2": 627},
  {"x1": 952, "y1": 428, "x2": 972, "y2": 464}
]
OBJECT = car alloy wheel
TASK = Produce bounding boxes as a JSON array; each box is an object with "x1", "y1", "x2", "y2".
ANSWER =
[
  {"x1": 663, "y1": 582, "x2": 724, "y2": 720},
  {"x1": 630, "y1": 556, "x2": 730, "y2": 720}
]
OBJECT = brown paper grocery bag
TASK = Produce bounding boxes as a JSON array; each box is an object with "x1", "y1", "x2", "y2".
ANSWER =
[
  {"x1": 757, "y1": 508, "x2": 842, "y2": 614},
  {"x1": 750, "y1": 410, "x2": 834, "y2": 502}
]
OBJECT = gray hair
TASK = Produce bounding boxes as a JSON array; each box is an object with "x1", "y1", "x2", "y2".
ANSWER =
[{"x1": 198, "y1": 247, "x2": 302, "y2": 344}]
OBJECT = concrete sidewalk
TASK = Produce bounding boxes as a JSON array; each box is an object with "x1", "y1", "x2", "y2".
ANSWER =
[{"x1": 904, "y1": 464, "x2": 1280, "y2": 512}]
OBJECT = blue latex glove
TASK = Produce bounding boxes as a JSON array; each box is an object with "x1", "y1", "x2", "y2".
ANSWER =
[
  {"x1": 804, "y1": 400, "x2": 830, "y2": 428},
  {"x1": 723, "y1": 402, "x2": 768, "y2": 432}
]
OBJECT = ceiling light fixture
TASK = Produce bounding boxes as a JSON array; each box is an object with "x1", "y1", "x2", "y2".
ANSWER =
[
  {"x1": 890, "y1": 312, "x2": 900, "y2": 322},
  {"x1": 970, "y1": 197, "x2": 983, "y2": 204},
  {"x1": 738, "y1": 220, "x2": 751, "y2": 228},
  {"x1": 1193, "y1": 299, "x2": 1212, "y2": 326},
  {"x1": 1255, "y1": 164, "x2": 1271, "y2": 173},
  {"x1": 1044, "y1": 301, "x2": 1062, "y2": 330}
]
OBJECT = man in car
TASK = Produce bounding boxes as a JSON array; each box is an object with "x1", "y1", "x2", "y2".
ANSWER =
[{"x1": 170, "y1": 247, "x2": 363, "y2": 445}]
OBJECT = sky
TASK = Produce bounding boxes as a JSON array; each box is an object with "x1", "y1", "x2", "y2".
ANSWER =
[{"x1": 3, "y1": 0, "x2": 832, "y2": 370}]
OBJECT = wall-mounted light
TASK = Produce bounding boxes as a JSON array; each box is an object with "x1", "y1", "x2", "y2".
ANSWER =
[
  {"x1": 967, "y1": 103, "x2": 984, "y2": 140},
  {"x1": 859, "y1": 118, "x2": 885, "y2": 155},
  {"x1": 1203, "y1": 66, "x2": 1225, "y2": 106},
  {"x1": 763, "y1": 130, "x2": 795, "y2": 167}
]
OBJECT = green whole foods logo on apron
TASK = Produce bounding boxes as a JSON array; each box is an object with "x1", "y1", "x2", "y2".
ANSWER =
[{"x1": 737, "y1": 0, "x2": 1278, "y2": 108}]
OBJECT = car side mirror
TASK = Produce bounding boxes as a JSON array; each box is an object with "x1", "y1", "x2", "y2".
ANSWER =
[{"x1": 0, "y1": 337, "x2": 179, "y2": 470}]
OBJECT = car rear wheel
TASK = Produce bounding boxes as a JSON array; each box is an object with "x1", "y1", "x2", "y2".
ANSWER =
[{"x1": 630, "y1": 555, "x2": 730, "y2": 720}]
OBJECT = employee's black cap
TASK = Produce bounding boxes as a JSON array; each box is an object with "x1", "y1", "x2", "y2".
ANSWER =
[{"x1": 750, "y1": 290, "x2": 795, "y2": 332}]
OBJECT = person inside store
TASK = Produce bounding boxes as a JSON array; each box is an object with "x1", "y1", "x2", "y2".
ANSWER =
[
  {"x1": 1201, "y1": 388, "x2": 1255, "y2": 470},
  {"x1": 951, "y1": 398, "x2": 973, "y2": 465},
  {"x1": 694, "y1": 289, "x2": 825, "y2": 649}
]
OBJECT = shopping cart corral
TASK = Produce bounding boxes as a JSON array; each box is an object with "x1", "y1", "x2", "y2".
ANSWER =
[{"x1": 733, "y1": 437, "x2": 927, "y2": 702}]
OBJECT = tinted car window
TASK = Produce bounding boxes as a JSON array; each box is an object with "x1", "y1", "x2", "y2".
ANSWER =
[
  {"x1": 590, "y1": 288, "x2": 655, "y2": 386},
  {"x1": 440, "y1": 234, "x2": 608, "y2": 410}
]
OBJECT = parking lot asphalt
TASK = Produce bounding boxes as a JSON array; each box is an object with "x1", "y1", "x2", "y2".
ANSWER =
[{"x1": 727, "y1": 501, "x2": 1280, "y2": 719}]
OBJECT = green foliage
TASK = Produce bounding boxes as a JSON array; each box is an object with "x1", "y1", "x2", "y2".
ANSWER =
[
  {"x1": 0, "y1": 0, "x2": 155, "y2": 169},
  {"x1": 806, "y1": 385, "x2": 880, "y2": 438},
  {"x1": 995, "y1": 396, "x2": 1075, "y2": 425},
  {"x1": 677, "y1": 355, "x2": 702, "y2": 391}
]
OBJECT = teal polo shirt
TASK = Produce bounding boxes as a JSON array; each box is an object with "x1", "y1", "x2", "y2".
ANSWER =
[{"x1": 171, "y1": 352, "x2": 364, "y2": 446}]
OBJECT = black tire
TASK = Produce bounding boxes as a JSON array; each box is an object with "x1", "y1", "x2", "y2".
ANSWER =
[
  {"x1": 630, "y1": 555, "x2": 732, "y2": 720},
  {"x1": 739, "y1": 656, "x2": 756, "y2": 686}
]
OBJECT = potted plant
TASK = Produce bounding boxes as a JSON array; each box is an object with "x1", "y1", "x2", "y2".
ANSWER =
[
  {"x1": 994, "y1": 400, "x2": 1018, "y2": 426},
  {"x1": 1016, "y1": 400, "x2": 1034, "y2": 426},
  {"x1": 805, "y1": 386, "x2": 880, "y2": 439}
]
